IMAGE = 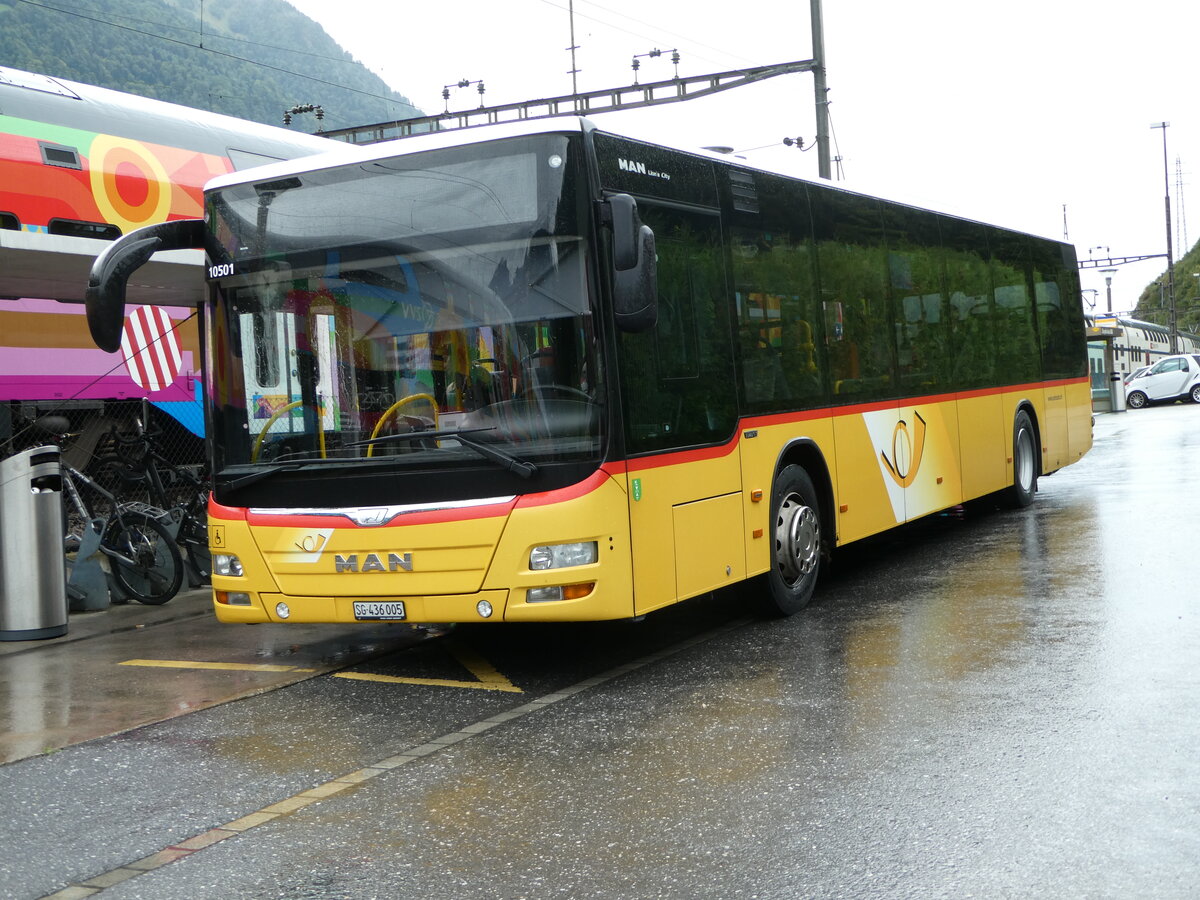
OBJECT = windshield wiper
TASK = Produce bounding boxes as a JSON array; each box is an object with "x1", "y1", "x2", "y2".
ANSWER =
[
  {"x1": 343, "y1": 427, "x2": 538, "y2": 479},
  {"x1": 220, "y1": 461, "x2": 309, "y2": 492},
  {"x1": 219, "y1": 446, "x2": 363, "y2": 490},
  {"x1": 222, "y1": 428, "x2": 539, "y2": 490}
]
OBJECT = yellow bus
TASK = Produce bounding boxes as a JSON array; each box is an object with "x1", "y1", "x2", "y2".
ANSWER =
[{"x1": 86, "y1": 119, "x2": 1092, "y2": 624}]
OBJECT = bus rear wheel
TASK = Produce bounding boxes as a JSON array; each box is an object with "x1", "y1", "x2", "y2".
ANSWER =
[
  {"x1": 1007, "y1": 409, "x2": 1038, "y2": 508},
  {"x1": 764, "y1": 464, "x2": 822, "y2": 616}
]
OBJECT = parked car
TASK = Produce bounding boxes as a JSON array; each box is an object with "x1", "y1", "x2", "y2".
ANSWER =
[
  {"x1": 1125, "y1": 354, "x2": 1200, "y2": 408},
  {"x1": 1124, "y1": 365, "x2": 1151, "y2": 385}
]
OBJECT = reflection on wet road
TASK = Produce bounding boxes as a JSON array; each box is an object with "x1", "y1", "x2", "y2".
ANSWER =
[{"x1": 3, "y1": 406, "x2": 1199, "y2": 899}]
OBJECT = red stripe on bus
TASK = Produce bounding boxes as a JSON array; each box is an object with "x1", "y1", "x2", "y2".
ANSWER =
[
  {"x1": 515, "y1": 468, "x2": 612, "y2": 508},
  {"x1": 626, "y1": 376, "x2": 1091, "y2": 473}
]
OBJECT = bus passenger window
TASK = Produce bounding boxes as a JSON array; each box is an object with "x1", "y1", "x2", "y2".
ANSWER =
[{"x1": 730, "y1": 220, "x2": 826, "y2": 412}]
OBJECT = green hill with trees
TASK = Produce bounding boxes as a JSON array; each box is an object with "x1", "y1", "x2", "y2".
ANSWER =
[
  {"x1": 1132, "y1": 239, "x2": 1200, "y2": 334},
  {"x1": 0, "y1": 0, "x2": 422, "y2": 132}
]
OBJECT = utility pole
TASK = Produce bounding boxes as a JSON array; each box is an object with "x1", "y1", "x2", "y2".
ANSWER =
[
  {"x1": 810, "y1": 0, "x2": 831, "y2": 180},
  {"x1": 1175, "y1": 155, "x2": 1187, "y2": 251},
  {"x1": 1152, "y1": 122, "x2": 1178, "y2": 352},
  {"x1": 567, "y1": 0, "x2": 580, "y2": 98}
]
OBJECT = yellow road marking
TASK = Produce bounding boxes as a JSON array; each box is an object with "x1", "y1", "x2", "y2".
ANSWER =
[
  {"x1": 120, "y1": 641, "x2": 519, "y2": 691},
  {"x1": 334, "y1": 672, "x2": 521, "y2": 691},
  {"x1": 333, "y1": 640, "x2": 522, "y2": 693},
  {"x1": 120, "y1": 659, "x2": 317, "y2": 673},
  {"x1": 118, "y1": 641, "x2": 519, "y2": 692}
]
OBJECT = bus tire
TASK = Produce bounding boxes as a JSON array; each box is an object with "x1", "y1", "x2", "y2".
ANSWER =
[
  {"x1": 1007, "y1": 409, "x2": 1038, "y2": 509},
  {"x1": 764, "y1": 464, "x2": 822, "y2": 616}
]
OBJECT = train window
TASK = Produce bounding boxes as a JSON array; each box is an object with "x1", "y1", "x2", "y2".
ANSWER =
[
  {"x1": 39, "y1": 142, "x2": 81, "y2": 169},
  {"x1": 47, "y1": 219, "x2": 121, "y2": 240},
  {"x1": 0, "y1": 212, "x2": 18, "y2": 231}
]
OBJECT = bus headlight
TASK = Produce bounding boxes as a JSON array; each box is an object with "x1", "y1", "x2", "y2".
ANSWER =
[
  {"x1": 529, "y1": 541, "x2": 597, "y2": 571},
  {"x1": 214, "y1": 554, "x2": 244, "y2": 577}
]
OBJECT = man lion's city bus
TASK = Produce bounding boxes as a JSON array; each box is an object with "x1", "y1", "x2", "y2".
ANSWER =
[{"x1": 86, "y1": 118, "x2": 1092, "y2": 625}]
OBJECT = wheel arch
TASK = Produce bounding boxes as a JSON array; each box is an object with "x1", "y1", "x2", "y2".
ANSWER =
[
  {"x1": 772, "y1": 438, "x2": 836, "y2": 553},
  {"x1": 1014, "y1": 399, "x2": 1043, "y2": 477}
]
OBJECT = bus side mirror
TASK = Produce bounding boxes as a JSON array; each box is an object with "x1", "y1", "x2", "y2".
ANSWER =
[
  {"x1": 607, "y1": 194, "x2": 658, "y2": 333},
  {"x1": 85, "y1": 219, "x2": 207, "y2": 352}
]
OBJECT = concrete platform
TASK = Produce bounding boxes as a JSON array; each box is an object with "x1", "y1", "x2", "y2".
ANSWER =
[{"x1": 0, "y1": 587, "x2": 429, "y2": 764}]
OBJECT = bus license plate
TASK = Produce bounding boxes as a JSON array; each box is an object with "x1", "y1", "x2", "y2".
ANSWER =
[{"x1": 353, "y1": 601, "x2": 406, "y2": 621}]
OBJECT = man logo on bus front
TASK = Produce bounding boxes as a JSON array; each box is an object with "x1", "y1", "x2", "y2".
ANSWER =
[{"x1": 334, "y1": 553, "x2": 413, "y2": 573}]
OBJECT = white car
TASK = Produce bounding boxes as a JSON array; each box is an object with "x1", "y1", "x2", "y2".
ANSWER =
[
  {"x1": 1125, "y1": 354, "x2": 1200, "y2": 408},
  {"x1": 1124, "y1": 365, "x2": 1150, "y2": 385}
]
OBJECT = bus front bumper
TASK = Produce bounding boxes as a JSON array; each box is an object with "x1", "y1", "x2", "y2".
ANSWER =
[{"x1": 212, "y1": 581, "x2": 626, "y2": 624}]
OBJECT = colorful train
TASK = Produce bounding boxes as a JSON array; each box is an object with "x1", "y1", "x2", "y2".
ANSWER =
[{"x1": 0, "y1": 65, "x2": 333, "y2": 453}]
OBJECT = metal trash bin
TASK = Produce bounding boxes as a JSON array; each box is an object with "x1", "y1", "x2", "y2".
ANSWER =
[
  {"x1": 0, "y1": 446, "x2": 68, "y2": 640},
  {"x1": 1110, "y1": 372, "x2": 1127, "y2": 413}
]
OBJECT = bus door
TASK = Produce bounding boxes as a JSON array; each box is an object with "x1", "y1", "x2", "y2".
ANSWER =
[{"x1": 617, "y1": 202, "x2": 744, "y2": 616}]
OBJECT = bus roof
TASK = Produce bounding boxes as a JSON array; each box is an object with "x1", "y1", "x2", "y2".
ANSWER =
[
  {"x1": 202, "y1": 115, "x2": 1068, "y2": 247},
  {"x1": 205, "y1": 117, "x2": 597, "y2": 192}
]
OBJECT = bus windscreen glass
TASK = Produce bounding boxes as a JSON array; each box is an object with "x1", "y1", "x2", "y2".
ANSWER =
[{"x1": 204, "y1": 136, "x2": 602, "y2": 500}]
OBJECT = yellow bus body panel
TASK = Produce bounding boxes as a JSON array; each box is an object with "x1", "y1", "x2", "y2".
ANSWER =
[
  {"x1": 623, "y1": 449, "x2": 743, "y2": 617},
  {"x1": 1064, "y1": 379, "x2": 1094, "y2": 465},
  {"x1": 255, "y1": 515, "x2": 508, "y2": 597},
  {"x1": 489, "y1": 472, "x2": 634, "y2": 622},
  {"x1": 958, "y1": 392, "x2": 1007, "y2": 499},
  {"x1": 737, "y1": 416, "x2": 835, "y2": 576},
  {"x1": 211, "y1": 472, "x2": 635, "y2": 624}
]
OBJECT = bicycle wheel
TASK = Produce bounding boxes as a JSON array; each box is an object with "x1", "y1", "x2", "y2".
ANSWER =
[
  {"x1": 177, "y1": 508, "x2": 212, "y2": 584},
  {"x1": 104, "y1": 511, "x2": 184, "y2": 605}
]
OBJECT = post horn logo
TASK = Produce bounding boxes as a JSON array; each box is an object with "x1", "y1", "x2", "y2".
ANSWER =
[{"x1": 880, "y1": 410, "x2": 927, "y2": 488}]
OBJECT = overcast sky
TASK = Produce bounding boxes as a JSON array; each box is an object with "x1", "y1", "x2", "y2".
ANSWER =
[{"x1": 284, "y1": 0, "x2": 1198, "y2": 314}]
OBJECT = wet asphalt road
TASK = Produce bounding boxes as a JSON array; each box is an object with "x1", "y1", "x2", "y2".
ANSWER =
[{"x1": 3, "y1": 404, "x2": 1199, "y2": 899}]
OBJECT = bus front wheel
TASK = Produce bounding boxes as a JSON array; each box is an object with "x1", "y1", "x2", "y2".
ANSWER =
[
  {"x1": 1007, "y1": 409, "x2": 1038, "y2": 508},
  {"x1": 764, "y1": 464, "x2": 822, "y2": 616}
]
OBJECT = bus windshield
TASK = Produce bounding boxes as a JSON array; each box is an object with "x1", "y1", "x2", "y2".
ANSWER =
[{"x1": 204, "y1": 135, "x2": 601, "y2": 501}]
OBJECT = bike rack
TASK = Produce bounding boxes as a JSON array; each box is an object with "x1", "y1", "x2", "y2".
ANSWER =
[{"x1": 65, "y1": 518, "x2": 111, "y2": 612}]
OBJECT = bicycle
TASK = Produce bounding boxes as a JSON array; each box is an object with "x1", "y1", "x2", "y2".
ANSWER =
[
  {"x1": 38, "y1": 416, "x2": 184, "y2": 605},
  {"x1": 104, "y1": 403, "x2": 210, "y2": 587}
]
